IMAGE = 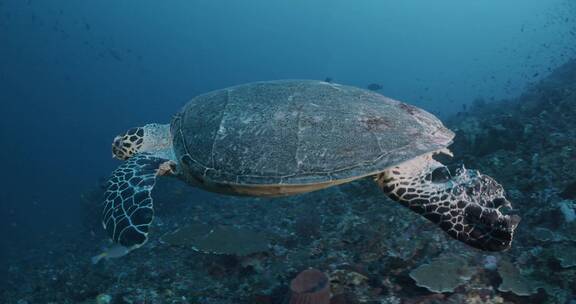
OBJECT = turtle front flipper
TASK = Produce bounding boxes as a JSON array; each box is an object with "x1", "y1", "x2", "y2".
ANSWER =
[
  {"x1": 377, "y1": 154, "x2": 520, "y2": 252},
  {"x1": 103, "y1": 153, "x2": 175, "y2": 250}
]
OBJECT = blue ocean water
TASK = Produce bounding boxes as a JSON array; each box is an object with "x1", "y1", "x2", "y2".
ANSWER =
[{"x1": 1, "y1": 1, "x2": 575, "y2": 303}]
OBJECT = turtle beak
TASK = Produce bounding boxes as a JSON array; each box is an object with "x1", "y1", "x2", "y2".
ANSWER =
[
  {"x1": 494, "y1": 197, "x2": 513, "y2": 210},
  {"x1": 112, "y1": 136, "x2": 123, "y2": 159}
]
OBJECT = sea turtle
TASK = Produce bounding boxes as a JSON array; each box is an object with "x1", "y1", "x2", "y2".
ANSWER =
[{"x1": 103, "y1": 80, "x2": 520, "y2": 255}]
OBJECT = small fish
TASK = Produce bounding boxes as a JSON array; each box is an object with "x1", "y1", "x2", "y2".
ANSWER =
[
  {"x1": 324, "y1": 77, "x2": 333, "y2": 83},
  {"x1": 91, "y1": 244, "x2": 130, "y2": 264},
  {"x1": 366, "y1": 83, "x2": 383, "y2": 91},
  {"x1": 109, "y1": 49, "x2": 123, "y2": 61}
]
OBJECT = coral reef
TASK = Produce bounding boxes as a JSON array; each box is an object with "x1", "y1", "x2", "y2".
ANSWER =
[
  {"x1": 409, "y1": 255, "x2": 475, "y2": 293},
  {"x1": 496, "y1": 259, "x2": 540, "y2": 296},
  {"x1": 289, "y1": 268, "x2": 330, "y2": 304},
  {"x1": 160, "y1": 222, "x2": 269, "y2": 256}
]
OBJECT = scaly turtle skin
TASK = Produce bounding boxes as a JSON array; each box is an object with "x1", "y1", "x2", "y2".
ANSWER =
[{"x1": 103, "y1": 80, "x2": 520, "y2": 253}]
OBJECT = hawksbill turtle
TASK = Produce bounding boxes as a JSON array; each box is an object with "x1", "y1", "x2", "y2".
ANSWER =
[{"x1": 103, "y1": 80, "x2": 520, "y2": 254}]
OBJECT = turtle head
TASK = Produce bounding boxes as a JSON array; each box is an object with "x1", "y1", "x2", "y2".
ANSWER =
[
  {"x1": 112, "y1": 124, "x2": 173, "y2": 160},
  {"x1": 112, "y1": 127, "x2": 145, "y2": 160}
]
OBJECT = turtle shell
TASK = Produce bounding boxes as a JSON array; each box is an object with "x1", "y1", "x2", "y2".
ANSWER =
[{"x1": 171, "y1": 80, "x2": 454, "y2": 196}]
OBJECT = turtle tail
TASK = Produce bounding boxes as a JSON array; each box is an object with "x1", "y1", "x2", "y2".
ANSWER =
[
  {"x1": 377, "y1": 154, "x2": 520, "y2": 252},
  {"x1": 102, "y1": 153, "x2": 174, "y2": 250}
]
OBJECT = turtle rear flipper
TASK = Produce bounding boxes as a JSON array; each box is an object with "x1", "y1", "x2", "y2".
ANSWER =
[
  {"x1": 378, "y1": 154, "x2": 520, "y2": 252},
  {"x1": 103, "y1": 153, "x2": 175, "y2": 249}
]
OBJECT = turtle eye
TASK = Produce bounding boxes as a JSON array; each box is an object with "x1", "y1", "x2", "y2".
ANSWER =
[
  {"x1": 112, "y1": 136, "x2": 122, "y2": 147},
  {"x1": 112, "y1": 135, "x2": 131, "y2": 160}
]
